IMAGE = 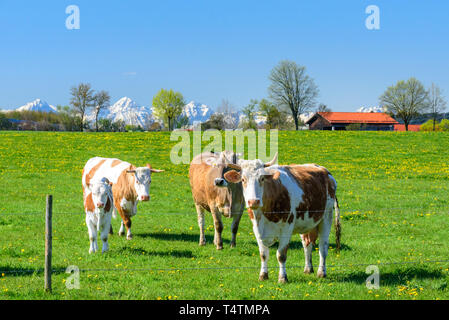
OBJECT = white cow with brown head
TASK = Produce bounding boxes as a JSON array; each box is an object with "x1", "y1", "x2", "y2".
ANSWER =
[
  {"x1": 84, "y1": 177, "x2": 114, "y2": 253},
  {"x1": 223, "y1": 153, "x2": 341, "y2": 282},
  {"x1": 82, "y1": 157, "x2": 164, "y2": 240}
]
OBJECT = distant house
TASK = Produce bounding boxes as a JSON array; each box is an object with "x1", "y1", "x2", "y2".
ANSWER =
[
  {"x1": 305, "y1": 112, "x2": 398, "y2": 131},
  {"x1": 394, "y1": 124, "x2": 421, "y2": 132}
]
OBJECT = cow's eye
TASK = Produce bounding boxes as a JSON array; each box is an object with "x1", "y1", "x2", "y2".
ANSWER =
[{"x1": 260, "y1": 177, "x2": 265, "y2": 183}]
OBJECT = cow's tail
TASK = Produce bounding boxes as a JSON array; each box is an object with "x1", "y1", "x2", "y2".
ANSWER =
[{"x1": 334, "y1": 197, "x2": 341, "y2": 252}]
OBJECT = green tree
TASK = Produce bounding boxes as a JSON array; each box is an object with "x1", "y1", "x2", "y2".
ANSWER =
[
  {"x1": 268, "y1": 60, "x2": 319, "y2": 130},
  {"x1": 420, "y1": 119, "x2": 439, "y2": 132},
  {"x1": 379, "y1": 78, "x2": 429, "y2": 131},
  {"x1": 240, "y1": 100, "x2": 258, "y2": 130},
  {"x1": 440, "y1": 119, "x2": 449, "y2": 131},
  {"x1": 152, "y1": 89, "x2": 185, "y2": 131},
  {"x1": 70, "y1": 83, "x2": 95, "y2": 131}
]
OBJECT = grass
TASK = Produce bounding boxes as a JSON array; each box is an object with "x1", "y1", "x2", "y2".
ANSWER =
[{"x1": 0, "y1": 130, "x2": 448, "y2": 300}]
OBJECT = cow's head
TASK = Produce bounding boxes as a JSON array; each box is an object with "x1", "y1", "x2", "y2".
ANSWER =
[
  {"x1": 205, "y1": 151, "x2": 244, "y2": 217},
  {"x1": 89, "y1": 177, "x2": 113, "y2": 212},
  {"x1": 223, "y1": 153, "x2": 279, "y2": 210},
  {"x1": 127, "y1": 164, "x2": 164, "y2": 202}
]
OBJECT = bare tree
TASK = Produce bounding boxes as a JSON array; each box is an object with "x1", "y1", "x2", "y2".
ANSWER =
[
  {"x1": 427, "y1": 83, "x2": 447, "y2": 131},
  {"x1": 379, "y1": 77, "x2": 428, "y2": 131},
  {"x1": 216, "y1": 99, "x2": 238, "y2": 129},
  {"x1": 93, "y1": 91, "x2": 111, "y2": 132},
  {"x1": 70, "y1": 83, "x2": 95, "y2": 131},
  {"x1": 317, "y1": 103, "x2": 331, "y2": 113},
  {"x1": 268, "y1": 60, "x2": 319, "y2": 130}
]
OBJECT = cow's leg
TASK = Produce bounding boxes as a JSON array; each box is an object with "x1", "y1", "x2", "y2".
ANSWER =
[
  {"x1": 100, "y1": 214, "x2": 112, "y2": 253},
  {"x1": 123, "y1": 215, "x2": 133, "y2": 240},
  {"x1": 317, "y1": 211, "x2": 333, "y2": 278},
  {"x1": 277, "y1": 232, "x2": 292, "y2": 283},
  {"x1": 86, "y1": 214, "x2": 97, "y2": 254},
  {"x1": 109, "y1": 224, "x2": 114, "y2": 235},
  {"x1": 211, "y1": 208, "x2": 223, "y2": 250},
  {"x1": 230, "y1": 212, "x2": 242, "y2": 248},
  {"x1": 301, "y1": 235, "x2": 314, "y2": 274},
  {"x1": 195, "y1": 204, "x2": 206, "y2": 246},
  {"x1": 118, "y1": 220, "x2": 125, "y2": 236},
  {"x1": 258, "y1": 243, "x2": 270, "y2": 281}
]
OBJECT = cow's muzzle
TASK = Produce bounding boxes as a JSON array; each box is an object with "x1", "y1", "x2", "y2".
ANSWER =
[
  {"x1": 97, "y1": 202, "x2": 105, "y2": 208},
  {"x1": 214, "y1": 178, "x2": 228, "y2": 187},
  {"x1": 140, "y1": 195, "x2": 150, "y2": 201}
]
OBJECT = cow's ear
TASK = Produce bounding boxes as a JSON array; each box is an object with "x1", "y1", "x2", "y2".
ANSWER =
[
  {"x1": 224, "y1": 170, "x2": 242, "y2": 183},
  {"x1": 265, "y1": 170, "x2": 280, "y2": 180}
]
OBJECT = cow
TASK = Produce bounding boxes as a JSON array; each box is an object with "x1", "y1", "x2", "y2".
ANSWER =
[
  {"x1": 189, "y1": 151, "x2": 245, "y2": 250},
  {"x1": 84, "y1": 177, "x2": 114, "y2": 254},
  {"x1": 82, "y1": 157, "x2": 164, "y2": 240},
  {"x1": 223, "y1": 153, "x2": 341, "y2": 282}
]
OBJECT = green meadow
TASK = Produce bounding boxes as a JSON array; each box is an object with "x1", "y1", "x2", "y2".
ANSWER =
[{"x1": 0, "y1": 130, "x2": 448, "y2": 300}]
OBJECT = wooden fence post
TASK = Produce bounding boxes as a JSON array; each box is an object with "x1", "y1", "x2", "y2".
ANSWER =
[{"x1": 45, "y1": 195, "x2": 52, "y2": 293}]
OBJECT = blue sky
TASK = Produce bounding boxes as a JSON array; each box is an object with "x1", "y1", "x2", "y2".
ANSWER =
[{"x1": 1, "y1": 0, "x2": 448, "y2": 111}]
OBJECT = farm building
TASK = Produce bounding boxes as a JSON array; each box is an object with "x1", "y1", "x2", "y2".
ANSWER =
[
  {"x1": 394, "y1": 124, "x2": 422, "y2": 132},
  {"x1": 306, "y1": 112, "x2": 398, "y2": 131}
]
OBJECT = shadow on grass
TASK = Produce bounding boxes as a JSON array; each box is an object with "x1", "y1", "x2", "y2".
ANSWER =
[
  {"x1": 136, "y1": 232, "x2": 231, "y2": 246},
  {"x1": 283, "y1": 241, "x2": 352, "y2": 252},
  {"x1": 116, "y1": 246, "x2": 195, "y2": 258},
  {"x1": 334, "y1": 266, "x2": 445, "y2": 286},
  {"x1": 0, "y1": 266, "x2": 66, "y2": 277}
]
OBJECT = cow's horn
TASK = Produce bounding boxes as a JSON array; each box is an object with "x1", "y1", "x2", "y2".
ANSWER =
[
  {"x1": 150, "y1": 169, "x2": 164, "y2": 173},
  {"x1": 264, "y1": 152, "x2": 278, "y2": 167},
  {"x1": 222, "y1": 153, "x2": 241, "y2": 170},
  {"x1": 227, "y1": 163, "x2": 241, "y2": 170},
  {"x1": 126, "y1": 170, "x2": 136, "y2": 174}
]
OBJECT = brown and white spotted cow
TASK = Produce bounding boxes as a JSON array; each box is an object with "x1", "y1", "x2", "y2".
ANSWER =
[
  {"x1": 189, "y1": 151, "x2": 245, "y2": 250},
  {"x1": 82, "y1": 157, "x2": 164, "y2": 240},
  {"x1": 223, "y1": 153, "x2": 341, "y2": 282}
]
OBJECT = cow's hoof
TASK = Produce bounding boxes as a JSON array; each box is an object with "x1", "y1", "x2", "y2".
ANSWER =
[
  {"x1": 230, "y1": 242, "x2": 236, "y2": 248},
  {"x1": 317, "y1": 270, "x2": 326, "y2": 278},
  {"x1": 118, "y1": 232, "x2": 124, "y2": 237},
  {"x1": 127, "y1": 235, "x2": 133, "y2": 240},
  {"x1": 199, "y1": 241, "x2": 206, "y2": 246},
  {"x1": 278, "y1": 276, "x2": 288, "y2": 284},
  {"x1": 216, "y1": 245, "x2": 223, "y2": 250},
  {"x1": 259, "y1": 272, "x2": 269, "y2": 281},
  {"x1": 304, "y1": 267, "x2": 314, "y2": 274}
]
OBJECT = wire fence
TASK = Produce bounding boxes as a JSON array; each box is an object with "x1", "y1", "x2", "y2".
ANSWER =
[{"x1": 1, "y1": 206, "x2": 448, "y2": 280}]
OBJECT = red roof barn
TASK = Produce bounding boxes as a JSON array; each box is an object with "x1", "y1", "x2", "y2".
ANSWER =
[{"x1": 306, "y1": 112, "x2": 398, "y2": 131}]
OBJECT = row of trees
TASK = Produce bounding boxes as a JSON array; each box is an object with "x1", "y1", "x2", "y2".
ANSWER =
[
  {"x1": 380, "y1": 79, "x2": 447, "y2": 131},
  {"x1": 70, "y1": 83, "x2": 111, "y2": 131}
]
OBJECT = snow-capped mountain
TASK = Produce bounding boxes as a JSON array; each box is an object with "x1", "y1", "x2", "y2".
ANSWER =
[
  {"x1": 16, "y1": 99, "x2": 58, "y2": 113},
  {"x1": 357, "y1": 106, "x2": 387, "y2": 113},
  {"x1": 86, "y1": 97, "x2": 155, "y2": 128},
  {"x1": 182, "y1": 101, "x2": 214, "y2": 126}
]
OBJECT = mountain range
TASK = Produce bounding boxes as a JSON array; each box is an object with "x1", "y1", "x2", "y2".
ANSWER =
[{"x1": 10, "y1": 98, "x2": 392, "y2": 128}]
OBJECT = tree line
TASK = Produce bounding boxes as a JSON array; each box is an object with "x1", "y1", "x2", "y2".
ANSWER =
[{"x1": 1, "y1": 60, "x2": 447, "y2": 132}]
